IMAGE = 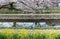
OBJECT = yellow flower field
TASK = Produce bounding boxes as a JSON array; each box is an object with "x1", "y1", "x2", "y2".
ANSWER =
[{"x1": 0, "y1": 29, "x2": 60, "y2": 39}]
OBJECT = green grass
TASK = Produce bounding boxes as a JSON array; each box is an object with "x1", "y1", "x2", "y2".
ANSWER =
[
  {"x1": 0, "y1": 7, "x2": 60, "y2": 14},
  {"x1": 0, "y1": 8, "x2": 23, "y2": 14}
]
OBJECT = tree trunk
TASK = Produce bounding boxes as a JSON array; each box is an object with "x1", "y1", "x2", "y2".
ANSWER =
[
  {"x1": 13, "y1": 21, "x2": 16, "y2": 27},
  {"x1": 10, "y1": 2, "x2": 14, "y2": 8}
]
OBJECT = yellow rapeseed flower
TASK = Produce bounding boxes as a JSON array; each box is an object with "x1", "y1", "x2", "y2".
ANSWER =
[
  {"x1": 18, "y1": 29, "x2": 28, "y2": 37},
  {"x1": 3, "y1": 29, "x2": 15, "y2": 36}
]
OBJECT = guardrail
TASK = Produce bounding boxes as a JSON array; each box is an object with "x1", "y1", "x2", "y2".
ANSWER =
[{"x1": 0, "y1": 14, "x2": 60, "y2": 19}]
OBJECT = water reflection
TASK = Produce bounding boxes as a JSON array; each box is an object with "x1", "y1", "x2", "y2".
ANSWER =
[
  {"x1": 16, "y1": 22, "x2": 48, "y2": 27},
  {"x1": 0, "y1": 22, "x2": 13, "y2": 27},
  {"x1": 0, "y1": 22, "x2": 60, "y2": 28},
  {"x1": 16, "y1": 22, "x2": 35, "y2": 27},
  {"x1": 0, "y1": 22, "x2": 49, "y2": 27}
]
